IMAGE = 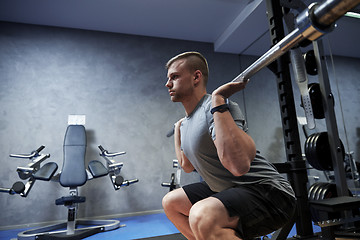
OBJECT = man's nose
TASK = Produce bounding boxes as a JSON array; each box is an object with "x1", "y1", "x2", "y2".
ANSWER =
[{"x1": 165, "y1": 79, "x2": 172, "y2": 88}]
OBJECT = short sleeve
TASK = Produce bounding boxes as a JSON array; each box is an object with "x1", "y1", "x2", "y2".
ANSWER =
[{"x1": 209, "y1": 100, "x2": 247, "y2": 141}]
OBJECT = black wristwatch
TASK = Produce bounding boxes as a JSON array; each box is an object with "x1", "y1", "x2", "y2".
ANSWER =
[{"x1": 210, "y1": 100, "x2": 230, "y2": 114}]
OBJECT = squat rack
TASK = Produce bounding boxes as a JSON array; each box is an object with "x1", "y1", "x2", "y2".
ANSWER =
[{"x1": 232, "y1": 0, "x2": 360, "y2": 238}]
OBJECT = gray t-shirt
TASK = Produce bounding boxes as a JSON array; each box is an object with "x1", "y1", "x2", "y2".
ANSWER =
[{"x1": 181, "y1": 94, "x2": 295, "y2": 198}]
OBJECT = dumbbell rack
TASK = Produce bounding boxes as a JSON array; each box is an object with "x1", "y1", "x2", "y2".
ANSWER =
[{"x1": 264, "y1": 0, "x2": 360, "y2": 239}]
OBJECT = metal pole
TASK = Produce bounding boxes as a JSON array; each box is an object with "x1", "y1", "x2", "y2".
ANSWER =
[
  {"x1": 232, "y1": 0, "x2": 360, "y2": 83},
  {"x1": 313, "y1": 39, "x2": 349, "y2": 197},
  {"x1": 265, "y1": 0, "x2": 315, "y2": 237}
]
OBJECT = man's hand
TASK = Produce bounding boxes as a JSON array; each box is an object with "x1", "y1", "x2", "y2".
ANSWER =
[{"x1": 212, "y1": 80, "x2": 249, "y2": 100}]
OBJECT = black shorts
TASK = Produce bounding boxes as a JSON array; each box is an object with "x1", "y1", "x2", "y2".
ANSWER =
[{"x1": 183, "y1": 181, "x2": 296, "y2": 239}]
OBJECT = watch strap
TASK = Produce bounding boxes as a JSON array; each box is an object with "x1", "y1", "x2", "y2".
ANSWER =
[{"x1": 210, "y1": 103, "x2": 229, "y2": 114}]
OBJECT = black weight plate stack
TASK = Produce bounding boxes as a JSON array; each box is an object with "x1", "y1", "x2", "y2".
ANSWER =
[
  {"x1": 314, "y1": 132, "x2": 333, "y2": 171},
  {"x1": 308, "y1": 182, "x2": 323, "y2": 201},
  {"x1": 311, "y1": 133, "x2": 323, "y2": 170},
  {"x1": 305, "y1": 132, "x2": 345, "y2": 171},
  {"x1": 316, "y1": 183, "x2": 330, "y2": 200},
  {"x1": 308, "y1": 182, "x2": 321, "y2": 200},
  {"x1": 305, "y1": 134, "x2": 322, "y2": 170},
  {"x1": 316, "y1": 132, "x2": 345, "y2": 171},
  {"x1": 309, "y1": 182, "x2": 354, "y2": 223},
  {"x1": 308, "y1": 182, "x2": 327, "y2": 222},
  {"x1": 305, "y1": 133, "x2": 326, "y2": 170}
]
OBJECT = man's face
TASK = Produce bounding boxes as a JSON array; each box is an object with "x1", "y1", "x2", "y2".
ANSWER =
[{"x1": 165, "y1": 59, "x2": 194, "y2": 102}]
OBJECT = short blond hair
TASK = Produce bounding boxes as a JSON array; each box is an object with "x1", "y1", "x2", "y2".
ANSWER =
[{"x1": 166, "y1": 52, "x2": 209, "y2": 85}]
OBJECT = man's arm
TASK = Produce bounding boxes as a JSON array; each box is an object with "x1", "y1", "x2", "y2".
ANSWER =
[
  {"x1": 174, "y1": 118, "x2": 195, "y2": 173},
  {"x1": 211, "y1": 82, "x2": 256, "y2": 176}
]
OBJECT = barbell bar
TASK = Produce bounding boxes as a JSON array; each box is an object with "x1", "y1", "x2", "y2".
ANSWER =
[{"x1": 231, "y1": 0, "x2": 360, "y2": 83}]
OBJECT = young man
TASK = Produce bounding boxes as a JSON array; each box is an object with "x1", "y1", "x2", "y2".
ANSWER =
[{"x1": 163, "y1": 52, "x2": 296, "y2": 240}]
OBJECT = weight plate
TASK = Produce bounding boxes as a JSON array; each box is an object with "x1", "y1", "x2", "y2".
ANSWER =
[
  {"x1": 324, "y1": 183, "x2": 337, "y2": 199},
  {"x1": 313, "y1": 132, "x2": 332, "y2": 171},
  {"x1": 313, "y1": 183, "x2": 325, "y2": 201},
  {"x1": 311, "y1": 133, "x2": 322, "y2": 170},
  {"x1": 319, "y1": 183, "x2": 331, "y2": 200},
  {"x1": 316, "y1": 132, "x2": 345, "y2": 171},
  {"x1": 304, "y1": 50, "x2": 318, "y2": 76},
  {"x1": 308, "y1": 83, "x2": 325, "y2": 119},
  {"x1": 310, "y1": 183, "x2": 323, "y2": 200},
  {"x1": 304, "y1": 135, "x2": 312, "y2": 161},
  {"x1": 306, "y1": 134, "x2": 316, "y2": 157},
  {"x1": 313, "y1": 182, "x2": 322, "y2": 200},
  {"x1": 305, "y1": 134, "x2": 318, "y2": 169},
  {"x1": 308, "y1": 182, "x2": 322, "y2": 200},
  {"x1": 310, "y1": 133, "x2": 324, "y2": 170}
]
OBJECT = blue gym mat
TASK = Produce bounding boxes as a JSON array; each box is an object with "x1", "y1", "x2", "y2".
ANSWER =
[
  {"x1": 0, "y1": 212, "x2": 320, "y2": 240},
  {"x1": 0, "y1": 213, "x2": 178, "y2": 240}
]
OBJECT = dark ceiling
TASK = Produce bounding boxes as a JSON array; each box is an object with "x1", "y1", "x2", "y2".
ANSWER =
[{"x1": 0, "y1": 0, "x2": 359, "y2": 58}]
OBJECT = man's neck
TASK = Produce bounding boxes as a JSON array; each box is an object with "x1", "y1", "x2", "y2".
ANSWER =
[{"x1": 182, "y1": 92, "x2": 207, "y2": 116}]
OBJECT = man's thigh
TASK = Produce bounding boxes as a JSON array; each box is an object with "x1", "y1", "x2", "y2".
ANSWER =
[
  {"x1": 213, "y1": 184, "x2": 295, "y2": 239},
  {"x1": 183, "y1": 182, "x2": 295, "y2": 239},
  {"x1": 183, "y1": 181, "x2": 216, "y2": 204}
]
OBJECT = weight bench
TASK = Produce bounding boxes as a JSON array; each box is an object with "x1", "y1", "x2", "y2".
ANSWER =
[{"x1": 17, "y1": 125, "x2": 121, "y2": 240}]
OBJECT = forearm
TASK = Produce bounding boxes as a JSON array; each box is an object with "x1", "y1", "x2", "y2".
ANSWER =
[
  {"x1": 212, "y1": 95, "x2": 256, "y2": 176},
  {"x1": 174, "y1": 120, "x2": 195, "y2": 173}
]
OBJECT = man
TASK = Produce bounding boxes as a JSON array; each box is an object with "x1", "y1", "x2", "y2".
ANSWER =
[{"x1": 162, "y1": 52, "x2": 296, "y2": 240}]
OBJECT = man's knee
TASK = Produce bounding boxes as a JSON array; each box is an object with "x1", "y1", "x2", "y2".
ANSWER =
[
  {"x1": 162, "y1": 191, "x2": 176, "y2": 211},
  {"x1": 189, "y1": 201, "x2": 217, "y2": 232},
  {"x1": 189, "y1": 198, "x2": 239, "y2": 233},
  {"x1": 162, "y1": 188, "x2": 190, "y2": 213}
]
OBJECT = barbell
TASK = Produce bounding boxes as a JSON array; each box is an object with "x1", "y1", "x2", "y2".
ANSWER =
[{"x1": 231, "y1": 0, "x2": 360, "y2": 84}]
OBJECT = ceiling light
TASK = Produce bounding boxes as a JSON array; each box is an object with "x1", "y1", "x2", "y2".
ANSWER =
[{"x1": 345, "y1": 11, "x2": 360, "y2": 19}]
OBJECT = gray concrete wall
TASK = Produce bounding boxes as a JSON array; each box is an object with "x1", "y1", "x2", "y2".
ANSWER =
[
  {"x1": 0, "y1": 22, "x2": 240, "y2": 227},
  {"x1": 0, "y1": 21, "x2": 359, "y2": 228}
]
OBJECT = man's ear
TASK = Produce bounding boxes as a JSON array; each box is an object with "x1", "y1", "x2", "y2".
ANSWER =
[{"x1": 193, "y1": 70, "x2": 202, "y2": 85}]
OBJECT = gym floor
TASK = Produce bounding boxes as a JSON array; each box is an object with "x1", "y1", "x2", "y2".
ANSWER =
[{"x1": 0, "y1": 212, "x2": 321, "y2": 240}]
